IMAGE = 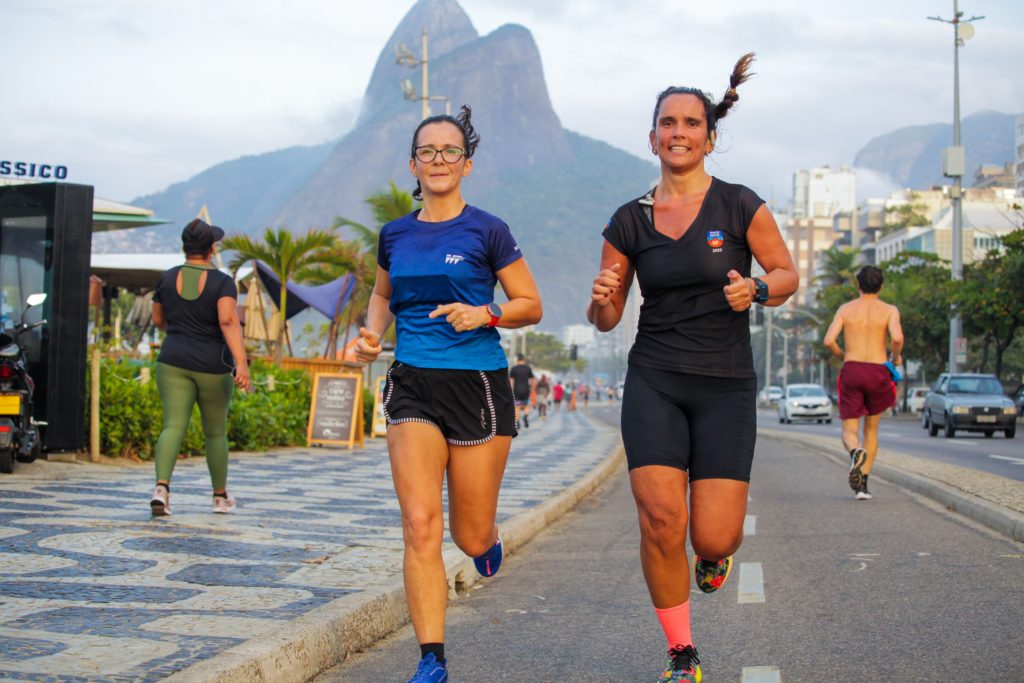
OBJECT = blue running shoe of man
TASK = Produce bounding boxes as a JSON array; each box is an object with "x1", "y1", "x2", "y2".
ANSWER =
[
  {"x1": 473, "y1": 536, "x2": 503, "y2": 577},
  {"x1": 406, "y1": 652, "x2": 448, "y2": 683}
]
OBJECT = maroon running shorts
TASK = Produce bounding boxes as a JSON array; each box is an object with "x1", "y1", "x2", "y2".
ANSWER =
[{"x1": 837, "y1": 361, "x2": 897, "y2": 419}]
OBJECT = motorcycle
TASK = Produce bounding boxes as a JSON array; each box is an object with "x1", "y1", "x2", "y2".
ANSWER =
[{"x1": 0, "y1": 293, "x2": 47, "y2": 474}]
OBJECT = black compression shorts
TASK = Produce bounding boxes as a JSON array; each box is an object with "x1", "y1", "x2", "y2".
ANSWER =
[
  {"x1": 620, "y1": 365, "x2": 756, "y2": 481},
  {"x1": 383, "y1": 361, "x2": 517, "y2": 446}
]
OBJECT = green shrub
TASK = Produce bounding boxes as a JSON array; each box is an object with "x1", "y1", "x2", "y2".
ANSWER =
[{"x1": 86, "y1": 356, "x2": 312, "y2": 459}]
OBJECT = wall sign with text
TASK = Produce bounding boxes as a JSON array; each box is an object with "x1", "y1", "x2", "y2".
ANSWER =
[{"x1": 0, "y1": 161, "x2": 69, "y2": 180}]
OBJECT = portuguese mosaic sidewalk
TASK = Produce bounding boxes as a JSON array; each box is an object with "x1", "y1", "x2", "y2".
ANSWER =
[{"x1": 0, "y1": 409, "x2": 623, "y2": 682}]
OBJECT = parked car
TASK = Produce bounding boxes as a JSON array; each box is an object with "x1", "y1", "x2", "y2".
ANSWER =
[
  {"x1": 1011, "y1": 384, "x2": 1024, "y2": 417},
  {"x1": 758, "y1": 385, "x2": 784, "y2": 406},
  {"x1": 778, "y1": 383, "x2": 833, "y2": 424},
  {"x1": 902, "y1": 386, "x2": 930, "y2": 414},
  {"x1": 922, "y1": 373, "x2": 1016, "y2": 439}
]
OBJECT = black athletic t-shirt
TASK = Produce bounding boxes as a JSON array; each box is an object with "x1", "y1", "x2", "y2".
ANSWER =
[
  {"x1": 153, "y1": 266, "x2": 238, "y2": 374},
  {"x1": 602, "y1": 178, "x2": 764, "y2": 379},
  {"x1": 509, "y1": 364, "x2": 534, "y2": 397}
]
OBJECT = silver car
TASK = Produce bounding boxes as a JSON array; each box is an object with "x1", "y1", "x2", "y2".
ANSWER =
[
  {"x1": 778, "y1": 383, "x2": 833, "y2": 424},
  {"x1": 922, "y1": 373, "x2": 1016, "y2": 439}
]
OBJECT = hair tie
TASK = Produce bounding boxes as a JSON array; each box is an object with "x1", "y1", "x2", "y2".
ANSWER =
[{"x1": 727, "y1": 88, "x2": 738, "y2": 98}]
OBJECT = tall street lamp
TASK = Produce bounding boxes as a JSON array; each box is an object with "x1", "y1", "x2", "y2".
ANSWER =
[
  {"x1": 929, "y1": 1, "x2": 984, "y2": 373},
  {"x1": 396, "y1": 29, "x2": 451, "y2": 119}
]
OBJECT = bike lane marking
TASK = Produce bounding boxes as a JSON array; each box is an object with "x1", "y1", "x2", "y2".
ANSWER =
[
  {"x1": 737, "y1": 562, "x2": 764, "y2": 604},
  {"x1": 742, "y1": 666, "x2": 782, "y2": 683},
  {"x1": 744, "y1": 514, "x2": 756, "y2": 536}
]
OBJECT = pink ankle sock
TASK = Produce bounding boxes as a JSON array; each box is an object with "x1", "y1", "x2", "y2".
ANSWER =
[{"x1": 654, "y1": 600, "x2": 692, "y2": 649}]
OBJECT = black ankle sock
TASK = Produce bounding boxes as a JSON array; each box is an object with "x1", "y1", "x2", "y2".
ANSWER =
[
  {"x1": 420, "y1": 643, "x2": 445, "y2": 664},
  {"x1": 213, "y1": 492, "x2": 229, "y2": 499}
]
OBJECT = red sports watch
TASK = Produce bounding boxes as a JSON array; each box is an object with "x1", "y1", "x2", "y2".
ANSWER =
[{"x1": 486, "y1": 302, "x2": 502, "y2": 328}]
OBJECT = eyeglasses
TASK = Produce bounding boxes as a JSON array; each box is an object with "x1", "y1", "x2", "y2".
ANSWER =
[{"x1": 414, "y1": 146, "x2": 466, "y2": 164}]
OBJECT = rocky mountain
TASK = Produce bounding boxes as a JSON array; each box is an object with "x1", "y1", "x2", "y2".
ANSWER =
[
  {"x1": 854, "y1": 110, "x2": 1017, "y2": 189},
  {"x1": 111, "y1": 0, "x2": 653, "y2": 329}
]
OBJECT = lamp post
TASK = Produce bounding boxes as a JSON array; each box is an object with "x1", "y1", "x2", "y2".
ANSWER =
[
  {"x1": 396, "y1": 29, "x2": 452, "y2": 119},
  {"x1": 929, "y1": 1, "x2": 984, "y2": 373}
]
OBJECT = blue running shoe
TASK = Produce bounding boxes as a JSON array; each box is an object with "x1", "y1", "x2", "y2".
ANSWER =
[
  {"x1": 473, "y1": 536, "x2": 503, "y2": 577},
  {"x1": 406, "y1": 652, "x2": 448, "y2": 683}
]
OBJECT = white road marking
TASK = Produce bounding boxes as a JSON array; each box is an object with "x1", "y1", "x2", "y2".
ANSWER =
[
  {"x1": 744, "y1": 515, "x2": 757, "y2": 536},
  {"x1": 742, "y1": 666, "x2": 782, "y2": 683},
  {"x1": 990, "y1": 455, "x2": 1024, "y2": 465},
  {"x1": 949, "y1": 440, "x2": 979, "y2": 446},
  {"x1": 738, "y1": 562, "x2": 765, "y2": 604}
]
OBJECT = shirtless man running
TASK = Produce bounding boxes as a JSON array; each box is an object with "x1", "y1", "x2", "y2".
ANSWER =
[{"x1": 823, "y1": 266, "x2": 904, "y2": 500}]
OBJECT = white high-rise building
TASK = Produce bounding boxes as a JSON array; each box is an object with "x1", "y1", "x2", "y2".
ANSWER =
[{"x1": 792, "y1": 166, "x2": 857, "y2": 218}]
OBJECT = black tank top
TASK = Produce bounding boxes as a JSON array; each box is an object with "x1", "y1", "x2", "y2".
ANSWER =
[{"x1": 602, "y1": 178, "x2": 764, "y2": 378}]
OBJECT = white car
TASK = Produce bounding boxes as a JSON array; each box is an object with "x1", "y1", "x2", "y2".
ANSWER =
[
  {"x1": 778, "y1": 384, "x2": 833, "y2": 424},
  {"x1": 903, "y1": 387, "x2": 929, "y2": 413},
  {"x1": 758, "y1": 385, "x2": 784, "y2": 406}
]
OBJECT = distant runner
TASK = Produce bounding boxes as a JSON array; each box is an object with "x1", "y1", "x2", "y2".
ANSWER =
[{"x1": 823, "y1": 265, "x2": 904, "y2": 500}]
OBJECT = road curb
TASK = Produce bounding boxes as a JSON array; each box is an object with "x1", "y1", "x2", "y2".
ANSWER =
[
  {"x1": 165, "y1": 443, "x2": 626, "y2": 683},
  {"x1": 759, "y1": 427, "x2": 1024, "y2": 542}
]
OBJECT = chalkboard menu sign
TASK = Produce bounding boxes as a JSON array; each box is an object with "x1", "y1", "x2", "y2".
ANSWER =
[{"x1": 307, "y1": 373, "x2": 364, "y2": 448}]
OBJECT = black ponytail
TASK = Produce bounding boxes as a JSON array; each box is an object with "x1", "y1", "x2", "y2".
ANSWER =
[{"x1": 651, "y1": 52, "x2": 756, "y2": 135}]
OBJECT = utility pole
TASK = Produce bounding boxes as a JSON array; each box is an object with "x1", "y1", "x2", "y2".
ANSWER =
[
  {"x1": 396, "y1": 29, "x2": 452, "y2": 119},
  {"x1": 929, "y1": 1, "x2": 984, "y2": 374}
]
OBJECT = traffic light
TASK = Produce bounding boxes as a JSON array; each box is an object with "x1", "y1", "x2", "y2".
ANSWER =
[{"x1": 569, "y1": 344, "x2": 578, "y2": 361}]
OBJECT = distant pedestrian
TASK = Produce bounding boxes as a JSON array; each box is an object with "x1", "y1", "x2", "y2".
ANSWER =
[
  {"x1": 823, "y1": 265, "x2": 904, "y2": 500},
  {"x1": 587, "y1": 53, "x2": 798, "y2": 682},
  {"x1": 509, "y1": 354, "x2": 535, "y2": 428},
  {"x1": 552, "y1": 380, "x2": 564, "y2": 412},
  {"x1": 564, "y1": 381, "x2": 575, "y2": 412},
  {"x1": 535, "y1": 374, "x2": 551, "y2": 420},
  {"x1": 354, "y1": 105, "x2": 543, "y2": 683},
  {"x1": 149, "y1": 219, "x2": 250, "y2": 516},
  {"x1": 580, "y1": 383, "x2": 590, "y2": 408}
]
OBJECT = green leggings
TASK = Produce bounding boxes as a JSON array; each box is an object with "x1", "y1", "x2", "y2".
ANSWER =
[{"x1": 155, "y1": 362, "x2": 234, "y2": 489}]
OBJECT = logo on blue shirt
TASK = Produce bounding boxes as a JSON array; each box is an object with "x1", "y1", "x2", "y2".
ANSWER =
[{"x1": 445, "y1": 253, "x2": 465, "y2": 264}]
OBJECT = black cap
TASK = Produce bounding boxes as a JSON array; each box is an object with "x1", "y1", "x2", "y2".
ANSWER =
[{"x1": 181, "y1": 219, "x2": 225, "y2": 254}]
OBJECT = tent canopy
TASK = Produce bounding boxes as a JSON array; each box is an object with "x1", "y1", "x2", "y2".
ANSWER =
[{"x1": 254, "y1": 261, "x2": 356, "y2": 320}]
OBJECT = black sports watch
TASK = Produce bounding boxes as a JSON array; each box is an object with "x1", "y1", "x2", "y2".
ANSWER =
[
  {"x1": 486, "y1": 302, "x2": 502, "y2": 327},
  {"x1": 752, "y1": 277, "x2": 769, "y2": 304}
]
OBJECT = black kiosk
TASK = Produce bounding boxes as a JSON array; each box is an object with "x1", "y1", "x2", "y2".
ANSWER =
[{"x1": 0, "y1": 182, "x2": 93, "y2": 454}]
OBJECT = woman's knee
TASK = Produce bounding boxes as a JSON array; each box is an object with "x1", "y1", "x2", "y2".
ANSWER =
[
  {"x1": 635, "y1": 500, "x2": 688, "y2": 549},
  {"x1": 402, "y1": 508, "x2": 444, "y2": 553}
]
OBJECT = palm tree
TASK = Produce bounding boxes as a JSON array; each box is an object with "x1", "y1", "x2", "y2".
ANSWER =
[
  {"x1": 815, "y1": 246, "x2": 859, "y2": 289},
  {"x1": 222, "y1": 227, "x2": 337, "y2": 362},
  {"x1": 296, "y1": 182, "x2": 417, "y2": 358}
]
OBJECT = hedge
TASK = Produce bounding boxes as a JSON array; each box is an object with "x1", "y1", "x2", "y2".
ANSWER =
[{"x1": 85, "y1": 358, "x2": 312, "y2": 459}]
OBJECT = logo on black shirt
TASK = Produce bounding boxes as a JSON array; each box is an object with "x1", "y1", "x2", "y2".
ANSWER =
[{"x1": 706, "y1": 230, "x2": 724, "y2": 253}]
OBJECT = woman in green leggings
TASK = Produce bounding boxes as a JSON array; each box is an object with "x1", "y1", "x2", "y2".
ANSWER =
[{"x1": 149, "y1": 219, "x2": 250, "y2": 516}]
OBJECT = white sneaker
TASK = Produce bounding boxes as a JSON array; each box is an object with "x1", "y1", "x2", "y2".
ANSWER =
[
  {"x1": 150, "y1": 485, "x2": 171, "y2": 516},
  {"x1": 212, "y1": 494, "x2": 237, "y2": 513}
]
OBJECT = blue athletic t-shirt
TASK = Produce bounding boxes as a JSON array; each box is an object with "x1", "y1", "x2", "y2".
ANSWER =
[{"x1": 377, "y1": 205, "x2": 522, "y2": 370}]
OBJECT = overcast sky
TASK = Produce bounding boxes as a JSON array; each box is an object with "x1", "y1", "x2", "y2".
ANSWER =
[{"x1": 2, "y1": 0, "x2": 1022, "y2": 205}]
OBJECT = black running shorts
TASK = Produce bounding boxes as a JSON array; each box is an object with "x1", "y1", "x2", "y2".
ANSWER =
[
  {"x1": 621, "y1": 365, "x2": 756, "y2": 481},
  {"x1": 383, "y1": 361, "x2": 517, "y2": 445}
]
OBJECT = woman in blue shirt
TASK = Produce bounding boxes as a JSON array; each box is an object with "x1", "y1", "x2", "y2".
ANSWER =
[{"x1": 355, "y1": 106, "x2": 542, "y2": 683}]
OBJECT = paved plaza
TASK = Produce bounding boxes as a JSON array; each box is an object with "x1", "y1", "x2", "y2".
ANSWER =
[{"x1": 0, "y1": 410, "x2": 620, "y2": 682}]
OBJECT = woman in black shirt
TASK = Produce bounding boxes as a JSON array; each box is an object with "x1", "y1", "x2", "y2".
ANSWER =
[
  {"x1": 587, "y1": 54, "x2": 798, "y2": 682},
  {"x1": 150, "y1": 219, "x2": 250, "y2": 516}
]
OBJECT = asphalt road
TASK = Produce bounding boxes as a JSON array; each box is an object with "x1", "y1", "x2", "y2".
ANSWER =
[
  {"x1": 314, "y1": 410, "x2": 1024, "y2": 682},
  {"x1": 758, "y1": 408, "x2": 1024, "y2": 482}
]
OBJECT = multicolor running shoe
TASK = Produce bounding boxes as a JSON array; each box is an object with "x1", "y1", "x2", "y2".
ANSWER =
[
  {"x1": 406, "y1": 652, "x2": 448, "y2": 683},
  {"x1": 849, "y1": 447, "x2": 868, "y2": 491},
  {"x1": 658, "y1": 645, "x2": 701, "y2": 683},
  {"x1": 473, "y1": 536, "x2": 503, "y2": 577},
  {"x1": 692, "y1": 555, "x2": 732, "y2": 594},
  {"x1": 855, "y1": 474, "x2": 872, "y2": 500}
]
